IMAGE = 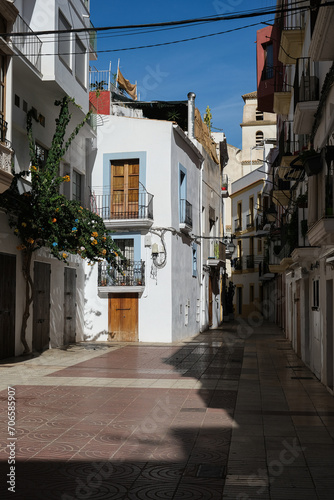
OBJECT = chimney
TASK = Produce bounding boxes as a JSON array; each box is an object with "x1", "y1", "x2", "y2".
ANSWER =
[{"x1": 187, "y1": 92, "x2": 196, "y2": 140}]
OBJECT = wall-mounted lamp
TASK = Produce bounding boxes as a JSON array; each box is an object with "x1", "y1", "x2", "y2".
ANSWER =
[
  {"x1": 310, "y1": 261, "x2": 320, "y2": 271},
  {"x1": 152, "y1": 243, "x2": 159, "y2": 258}
]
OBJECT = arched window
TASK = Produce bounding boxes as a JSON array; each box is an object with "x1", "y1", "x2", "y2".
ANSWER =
[{"x1": 256, "y1": 131, "x2": 264, "y2": 145}]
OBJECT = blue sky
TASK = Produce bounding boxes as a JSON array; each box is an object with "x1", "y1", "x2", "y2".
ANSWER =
[{"x1": 90, "y1": 1, "x2": 275, "y2": 149}]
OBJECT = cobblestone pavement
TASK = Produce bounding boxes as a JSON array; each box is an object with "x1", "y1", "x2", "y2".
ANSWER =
[{"x1": 1, "y1": 322, "x2": 334, "y2": 499}]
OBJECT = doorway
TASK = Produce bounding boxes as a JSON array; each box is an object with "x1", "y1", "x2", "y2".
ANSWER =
[
  {"x1": 108, "y1": 293, "x2": 138, "y2": 342},
  {"x1": 32, "y1": 262, "x2": 50, "y2": 352},
  {"x1": 0, "y1": 253, "x2": 16, "y2": 360},
  {"x1": 64, "y1": 268, "x2": 76, "y2": 345}
]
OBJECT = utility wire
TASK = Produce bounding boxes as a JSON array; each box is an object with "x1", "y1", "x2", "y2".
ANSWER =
[{"x1": 4, "y1": 1, "x2": 334, "y2": 38}]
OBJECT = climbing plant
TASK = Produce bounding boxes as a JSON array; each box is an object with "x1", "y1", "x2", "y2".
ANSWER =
[{"x1": 0, "y1": 96, "x2": 121, "y2": 353}]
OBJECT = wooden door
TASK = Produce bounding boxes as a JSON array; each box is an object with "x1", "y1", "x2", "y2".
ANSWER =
[
  {"x1": 110, "y1": 160, "x2": 139, "y2": 218},
  {"x1": 0, "y1": 253, "x2": 16, "y2": 360},
  {"x1": 33, "y1": 262, "x2": 50, "y2": 352},
  {"x1": 108, "y1": 293, "x2": 138, "y2": 341},
  {"x1": 208, "y1": 276, "x2": 213, "y2": 326},
  {"x1": 64, "y1": 268, "x2": 76, "y2": 345}
]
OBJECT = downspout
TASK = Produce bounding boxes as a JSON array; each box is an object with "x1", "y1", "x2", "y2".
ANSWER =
[{"x1": 187, "y1": 92, "x2": 204, "y2": 332}]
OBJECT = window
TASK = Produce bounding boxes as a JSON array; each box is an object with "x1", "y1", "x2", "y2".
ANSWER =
[
  {"x1": 263, "y1": 42, "x2": 274, "y2": 79},
  {"x1": 15, "y1": 94, "x2": 20, "y2": 108},
  {"x1": 115, "y1": 239, "x2": 134, "y2": 261},
  {"x1": 72, "y1": 170, "x2": 82, "y2": 202},
  {"x1": 58, "y1": 11, "x2": 71, "y2": 68},
  {"x1": 35, "y1": 143, "x2": 48, "y2": 168},
  {"x1": 256, "y1": 131, "x2": 264, "y2": 145},
  {"x1": 110, "y1": 159, "x2": 139, "y2": 218},
  {"x1": 258, "y1": 238, "x2": 262, "y2": 253},
  {"x1": 75, "y1": 36, "x2": 86, "y2": 86},
  {"x1": 250, "y1": 284, "x2": 254, "y2": 303},
  {"x1": 256, "y1": 110, "x2": 264, "y2": 121},
  {"x1": 313, "y1": 279, "x2": 320, "y2": 309},
  {"x1": 192, "y1": 244, "x2": 197, "y2": 278},
  {"x1": 0, "y1": 53, "x2": 6, "y2": 124}
]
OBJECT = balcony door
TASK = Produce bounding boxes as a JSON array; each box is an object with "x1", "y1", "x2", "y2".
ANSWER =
[{"x1": 110, "y1": 159, "x2": 139, "y2": 219}]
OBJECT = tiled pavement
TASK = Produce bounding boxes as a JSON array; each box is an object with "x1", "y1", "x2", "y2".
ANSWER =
[{"x1": 1, "y1": 322, "x2": 334, "y2": 499}]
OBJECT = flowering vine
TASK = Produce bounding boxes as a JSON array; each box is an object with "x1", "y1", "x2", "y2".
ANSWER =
[{"x1": 0, "y1": 96, "x2": 122, "y2": 353}]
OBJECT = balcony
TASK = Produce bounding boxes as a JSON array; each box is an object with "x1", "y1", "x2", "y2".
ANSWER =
[
  {"x1": 246, "y1": 255, "x2": 255, "y2": 270},
  {"x1": 221, "y1": 173, "x2": 229, "y2": 198},
  {"x1": 91, "y1": 190, "x2": 154, "y2": 232},
  {"x1": 246, "y1": 214, "x2": 254, "y2": 229},
  {"x1": 294, "y1": 60, "x2": 320, "y2": 135},
  {"x1": 0, "y1": 118, "x2": 13, "y2": 193},
  {"x1": 273, "y1": 178, "x2": 291, "y2": 207},
  {"x1": 89, "y1": 21, "x2": 97, "y2": 61},
  {"x1": 12, "y1": 14, "x2": 42, "y2": 74},
  {"x1": 207, "y1": 240, "x2": 225, "y2": 267},
  {"x1": 273, "y1": 72, "x2": 292, "y2": 115},
  {"x1": 308, "y1": 217, "x2": 334, "y2": 247},
  {"x1": 179, "y1": 199, "x2": 192, "y2": 233},
  {"x1": 279, "y1": 28, "x2": 305, "y2": 65},
  {"x1": 309, "y1": 3, "x2": 334, "y2": 61},
  {"x1": 233, "y1": 257, "x2": 242, "y2": 272},
  {"x1": 234, "y1": 217, "x2": 242, "y2": 232},
  {"x1": 98, "y1": 259, "x2": 145, "y2": 297}
]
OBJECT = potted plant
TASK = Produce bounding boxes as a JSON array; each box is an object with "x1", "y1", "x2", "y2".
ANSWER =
[
  {"x1": 296, "y1": 192, "x2": 308, "y2": 208},
  {"x1": 299, "y1": 149, "x2": 322, "y2": 176}
]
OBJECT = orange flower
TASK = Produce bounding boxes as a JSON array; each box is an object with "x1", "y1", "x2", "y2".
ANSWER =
[
  {"x1": 63, "y1": 175, "x2": 70, "y2": 182},
  {"x1": 62, "y1": 253, "x2": 67, "y2": 259},
  {"x1": 92, "y1": 231, "x2": 98, "y2": 238},
  {"x1": 52, "y1": 218, "x2": 57, "y2": 223},
  {"x1": 102, "y1": 249, "x2": 107, "y2": 255},
  {"x1": 91, "y1": 239, "x2": 98, "y2": 245},
  {"x1": 30, "y1": 165, "x2": 37, "y2": 172},
  {"x1": 27, "y1": 238, "x2": 35, "y2": 245}
]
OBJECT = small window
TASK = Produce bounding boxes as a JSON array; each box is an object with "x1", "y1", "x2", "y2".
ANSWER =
[
  {"x1": 23, "y1": 100, "x2": 28, "y2": 113},
  {"x1": 58, "y1": 11, "x2": 71, "y2": 68},
  {"x1": 313, "y1": 279, "x2": 319, "y2": 309},
  {"x1": 14, "y1": 94, "x2": 20, "y2": 108},
  {"x1": 256, "y1": 110, "x2": 264, "y2": 121},
  {"x1": 192, "y1": 244, "x2": 197, "y2": 278},
  {"x1": 256, "y1": 131, "x2": 264, "y2": 145},
  {"x1": 35, "y1": 142, "x2": 48, "y2": 168},
  {"x1": 75, "y1": 36, "x2": 86, "y2": 86},
  {"x1": 39, "y1": 114, "x2": 45, "y2": 127},
  {"x1": 72, "y1": 170, "x2": 82, "y2": 202},
  {"x1": 258, "y1": 238, "x2": 262, "y2": 253},
  {"x1": 263, "y1": 42, "x2": 274, "y2": 79},
  {"x1": 250, "y1": 284, "x2": 254, "y2": 303}
]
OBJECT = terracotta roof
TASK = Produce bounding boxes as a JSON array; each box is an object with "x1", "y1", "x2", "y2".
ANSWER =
[{"x1": 242, "y1": 91, "x2": 257, "y2": 101}]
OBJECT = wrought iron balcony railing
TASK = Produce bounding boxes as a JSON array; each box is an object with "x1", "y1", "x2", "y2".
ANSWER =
[
  {"x1": 233, "y1": 257, "x2": 242, "y2": 271},
  {"x1": 246, "y1": 214, "x2": 254, "y2": 228},
  {"x1": 0, "y1": 116, "x2": 8, "y2": 143},
  {"x1": 246, "y1": 255, "x2": 255, "y2": 269},
  {"x1": 98, "y1": 259, "x2": 145, "y2": 287},
  {"x1": 12, "y1": 14, "x2": 42, "y2": 73},
  {"x1": 91, "y1": 191, "x2": 154, "y2": 221},
  {"x1": 234, "y1": 217, "x2": 242, "y2": 232},
  {"x1": 180, "y1": 199, "x2": 192, "y2": 228}
]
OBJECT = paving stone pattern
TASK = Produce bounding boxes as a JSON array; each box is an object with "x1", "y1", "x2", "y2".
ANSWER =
[{"x1": 0, "y1": 322, "x2": 334, "y2": 499}]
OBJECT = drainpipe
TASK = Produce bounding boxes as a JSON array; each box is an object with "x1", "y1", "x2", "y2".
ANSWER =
[{"x1": 187, "y1": 92, "x2": 196, "y2": 140}]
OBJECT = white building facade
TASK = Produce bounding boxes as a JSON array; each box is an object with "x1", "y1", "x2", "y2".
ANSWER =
[
  {"x1": 0, "y1": 0, "x2": 96, "y2": 358},
  {"x1": 84, "y1": 93, "x2": 226, "y2": 343}
]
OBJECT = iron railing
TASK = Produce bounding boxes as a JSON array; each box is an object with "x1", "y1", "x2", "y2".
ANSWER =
[
  {"x1": 246, "y1": 255, "x2": 255, "y2": 269},
  {"x1": 234, "y1": 257, "x2": 242, "y2": 271},
  {"x1": 294, "y1": 58, "x2": 319, "y2": 108},
  {"x1": 89, "y1": 21, "x2": 97, "y2": 54},
  {"x1": 98, "y1": 259, "x2": 145, "y2": 287},
  {"x1": 246, "y1": 214, "x2": 254, "y2": 228},
  {"x1": 234, "y1": 217, "x2": 242, "y2": 232},
  {"x1": 12, "y1": 14, "x2": 42, "y2": 73},
  {"x1": 0, "y1": 116, "x2": 8, "y2": 143},
  {"x1": 91, "y1": 191, "x2": 154, "y2": 221},
  {"x1": 180, "y1": 199, "x2": 192, "y2": 227}
]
